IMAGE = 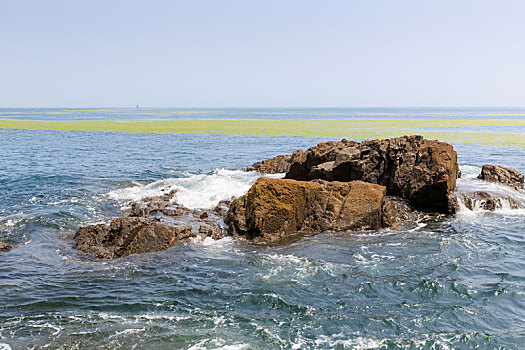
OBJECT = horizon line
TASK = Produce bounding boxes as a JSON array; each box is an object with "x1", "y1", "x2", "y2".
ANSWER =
[{"x1": 2, "y1": 106, "x2": 525, "y2": 109}]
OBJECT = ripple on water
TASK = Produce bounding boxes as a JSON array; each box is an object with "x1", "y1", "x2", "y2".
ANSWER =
[{"x1": 1, "y1": 130, "x2": 525, "y2": 348}]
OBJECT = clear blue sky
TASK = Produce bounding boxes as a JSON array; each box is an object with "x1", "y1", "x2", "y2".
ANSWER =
[{"x1": 1, "y1": 0, "x2": 524, "y2": 107}]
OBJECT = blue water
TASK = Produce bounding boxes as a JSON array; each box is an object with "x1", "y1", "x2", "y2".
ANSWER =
[
  {"x1": 3, "y1": 107, "x2": 525, "y2": 121},
  {"x1": 1, "y1": 109, "x2": 524, "y2": 349}
]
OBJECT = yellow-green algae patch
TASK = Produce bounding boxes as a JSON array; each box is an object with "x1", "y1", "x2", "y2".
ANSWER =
[{"x1": 0, "y1": 119, "x2": 524, "y2": 147}]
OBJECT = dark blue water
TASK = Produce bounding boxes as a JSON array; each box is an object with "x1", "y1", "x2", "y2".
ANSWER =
[{"x1": 1, "y1": 110, "x2": 525, "y2": 349}]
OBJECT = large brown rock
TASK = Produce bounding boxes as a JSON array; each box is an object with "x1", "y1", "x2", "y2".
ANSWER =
[
  {"x1": 249, "y1": 154, "x2": 293, "y2": 174},
  {"x1": 226, "y1": 177, "x2": 391, "y2": 244},
  {"x1": 478, "y1": 164, "x2": 524, "y2": 190},
  {"x1": 74, "y1": 217, "x2": 194, "y2": 259},
  {"x1": 285, "y1": 135, "x2": 459, "y2": 213}
]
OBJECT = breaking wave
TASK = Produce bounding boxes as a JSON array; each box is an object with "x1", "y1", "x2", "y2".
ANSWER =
[
  {"x1": 455, "y1": 165, "x2": 525, "y2": 215},
  {"x1": 107, "y1": 169, "x2": 284, "y2": 210}
]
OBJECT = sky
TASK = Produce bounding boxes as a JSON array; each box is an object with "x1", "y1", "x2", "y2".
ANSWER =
[{"x1": 1, "y1": 0, "x2": 525, "y2": 108}]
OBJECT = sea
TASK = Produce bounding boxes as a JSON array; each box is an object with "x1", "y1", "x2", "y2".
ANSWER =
[{"x1": 0, "y1": 108, "x2": 524, "y2": 349}]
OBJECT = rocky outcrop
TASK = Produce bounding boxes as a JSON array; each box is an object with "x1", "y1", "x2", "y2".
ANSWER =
[
  {"x1": 459, "y1": 191, "x2": 522, "y2": 211},
  {"x1": 249, "y1": 154, "x2": 293, "y2": 174},
  {"x1": 73, "y1": 136, "x2": 468, "y2": 256},
  {"x1": 478, "y1": 165, "x2": 524, "y2": 190},
  {"x1": 129, "y1": 201, "x2": 191, "y2": 217},
  {"x1": 74, "y1": 185, "x2": 230, "y2": 258},
  {"x1": 74, "y1": 217, "x2": 195, "y2": 259},
  {"x1": 285, "y1": 135, "x2": 459, "y2": 213},
  {"x1": 225, "y1": 177, "x2": 418, "y2": 245},
  {"x1": 381, "y1": 197, "x2": 420, "y2": 229},
  {"x1": 0, "y1": 241, "x2": 13, "y2": 252}
]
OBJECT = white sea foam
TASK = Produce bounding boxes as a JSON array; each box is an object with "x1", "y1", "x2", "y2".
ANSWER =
[
  {"x1": 312, "y1": 333, "x2": 459, "y2": 350},
  {"x1": 459, "y1": 164, "x2": 482, "y2": 179},
  {"x1": 455, "y1": 164, "x2": 525, "y2": 216},
  {"x1": 190, "y1": 236, "x2": 234, "y2": 248},
  {"x1": 108, "y1": 327, "x2": 146, "y2": 339},
  {"x1": 107, "y1": 169, "x2": 282, "y2": 210},
  {"x1": 259, "y1": 253, "x2": 343, "y2": 280},
  {"x1": 187, "y1": 339, "x2": 249, "y2": 350},
  {"x1": 0, "y1": 344, "x2": 12, "y2": 350}
]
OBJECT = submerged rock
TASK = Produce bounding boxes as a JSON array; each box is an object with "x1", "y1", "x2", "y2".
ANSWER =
[
  {"x1": 226, "y1": 177, "x2": 412, "y2": 244},
  {"x1": 74, "y1": 217, "x2": 194, "y2": 259},
  {"x1": 478, "y1": 164, "x2": 524, "y2": 190},
  {"x1": 0, "y1": 241, "x2": 13, "y2": 252},
  {"x1": 284, "y1": 135, "x2": 459, "y2": 214},
  {"x1": 459, "y1": 191, "x2": 522, "y2": 211},
  {"x1": 249, "y1": 154, "x2": 293, "y2": 174}
]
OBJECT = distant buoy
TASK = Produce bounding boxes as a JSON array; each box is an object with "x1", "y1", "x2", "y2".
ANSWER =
[{"x1": 137, "y1": 104, "x2": 139, "y2": 109}]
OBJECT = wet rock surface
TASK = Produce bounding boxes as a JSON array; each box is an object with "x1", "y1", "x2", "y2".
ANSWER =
[
  {"x1": 74, "y1": 217, "x2": 195, "y2": 259},
  {"x1": 225, "y1": 177, "x2": 409, "y2": 245},
  {"x1": 249, "y1": 154, "x2": 293, "y2": 174},
  {"x1": 284, "y1": 135, "x2": 459, "y2": 213},
  {"x1": 381, "y1": 197, "x2": 420, "y2": 229},
  {"x1": 0, "y1": 241, "x2": 13, "y2": 252},
  {"x1": 459, "y1": 191, "x2": 522, "y2": 211},
  {"x1": 75, "y1": 190, "x2": 228, "y2": 258},
  {"x1": 478, "y1": 164, "x2": 524, "y2": 190}
]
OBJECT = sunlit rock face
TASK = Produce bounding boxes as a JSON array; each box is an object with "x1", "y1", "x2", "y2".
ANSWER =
[{"x1": 285, "y1": 135, "x2": 459, "y2": 213}]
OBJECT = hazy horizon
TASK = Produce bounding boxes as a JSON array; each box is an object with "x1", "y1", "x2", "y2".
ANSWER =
[{"x1": 2, "y1": 0, "x2": 525, "y2": 108}]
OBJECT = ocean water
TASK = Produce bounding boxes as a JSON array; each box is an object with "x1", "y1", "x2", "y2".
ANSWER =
[
  {"x1": 3, "y1": 107, "x2": 525, "y2": 121},
  {"x1": 0, "y1": 109, "x2": 524, "y2": 349}
]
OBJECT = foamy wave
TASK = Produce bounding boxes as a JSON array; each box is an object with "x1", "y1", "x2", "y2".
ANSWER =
[
  {"x1": 188, "y1": 339, "x2": 249, "y2": 350},
  {"x1": 189, "y1": 236, "x2": 234, "y2": 247},
  {"x1": 459, "y1": 164, "x2": 482, "y2": 179},
  {"x1": 107, "y1": 169, "x2": 280, "y2": 210},
  {"x1": 311, "y1": 332, "x2": 477, "y2": 350},
  {"x1": 456, "y1": 164, "x2": 525, "y2": 216},
  {"x1": 259, "y1": 253, "x2": 343, "y2": 280}
]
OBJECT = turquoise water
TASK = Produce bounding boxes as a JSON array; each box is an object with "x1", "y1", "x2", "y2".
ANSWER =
[{"x1": 1, "y1": 109, "x2": 524, "y2": 349}]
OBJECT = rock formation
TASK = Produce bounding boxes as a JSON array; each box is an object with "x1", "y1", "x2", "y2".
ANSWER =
[
  {"x1": 478, "y1": 164, "x2": 524, "y2": 190},
  {"x1": 0, "y1": 241, "x2": 13, "y2": 252},
  {"x1": 74, "y1": 217, "x2": 195, "y2": 259},
  {"x1": 249, "y1": 154, "x2": 293, "y2": 174},
  {"x1": 73, "y1": 136, "x2": 471, "y2": 256},
  {"x1": 381, "y1": 197, "x2": 420, "y2": 229},
  {"x1": 226, "y1": 177, "x2": 420, "y2": 244},
  {"x1": 459, "y1": 191, "x2": 522, "y2": 211},
  {"x1": 284, "y1": 135, "x2": 459, "y2": 213},
  {"x1": 74, "y1": 189, "x2": 228, "y2": 258}
]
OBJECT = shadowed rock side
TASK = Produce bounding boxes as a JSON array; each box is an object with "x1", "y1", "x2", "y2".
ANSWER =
[
  {"x1": 249, "y1": 154, "x2": 293, "y2": 174},
  {"x1": 74, "y1": 217, "x2": 195, "y2": 259},
  {"x1": 284, "y1": 135, "x2": 459, "y2": 214},
  {"x1": 226, "y1": 177, "x2": 420, "y2": 245},
  {"x1": 381, "y1": 197, "x2": 420, "y2": 229},
  {"x1": 478, "y1": 164, "x2": 524, "y2": 190},
  {"x1": 0, "y1": 242, "x2": 13, "y2": 252}
]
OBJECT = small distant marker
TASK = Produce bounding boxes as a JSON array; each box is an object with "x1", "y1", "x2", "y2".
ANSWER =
[{"x1": 137, "y1": 104, "x2": 139, "y2": 109}]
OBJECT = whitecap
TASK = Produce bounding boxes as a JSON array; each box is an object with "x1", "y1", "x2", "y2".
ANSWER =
[
  {"x1": 455, "y1": 164, "x2": 525, "y2": 216},
  {"x1": 107, "y1": 169, "x2": 272, "y2": 210},
  {"x1": 187, "y1": 339, "x2": 249, "y2": 350}
]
